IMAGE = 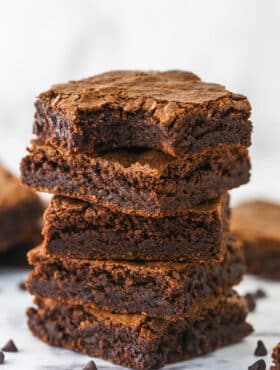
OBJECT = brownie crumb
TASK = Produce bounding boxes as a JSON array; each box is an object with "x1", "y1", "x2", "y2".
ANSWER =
[
  {"x1": 254, "y1": 340, "x2": 268, "y2": 356},
  {"x1": 82, "y1": 360, "x2": 97, "y2": 370},
  {"x1": 271, "y1": 342, "x2": 280, "y2": 370},
  {"x1": 248, "y1": 359, "x2": 266, "y2": 370},
  {"x1": 18, "y1": 281, "x2": 27, "y2": 291},
  {"x1": 245, "y1": 289, "x2": 267, "y2": 312},
  {"x1": 245, "y1": 293, "x2": 257, "y2": 312},
  {"x1": 0, "y1": 352, "x2": 4, "y2": 364},
  {"x1": 1, "y1": 339, "x2": 18, "y2": 352},
  {"x1": 256, "y1": 289, "x2": 267, "y2": 299}
]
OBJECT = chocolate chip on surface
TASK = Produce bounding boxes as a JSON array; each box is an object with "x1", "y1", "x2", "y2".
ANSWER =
[
  {"x1": 245, "y1": 293, "x2": 256, "y2": 312},
  {"x1": 255, "y1": 289, "x2": 267, "y2": 299},
  {"x1": 254, "y1": 340, "x2": 267, "y2": 356},
  {"x1": 82, "y1": 360, "x2": 97, "y2": 370},
  {"x1": 18, "y1": 281, "x2": 27, "y2": 291},
  {"x1": 1, "y1": 339, "x2": 18, "y2": 352},
  {"x1": 0, "y1": 352, "x2": 4, "y2": 364},
  {"x1": 248, "y1": 359, "x2": 266, "y2": 370}
]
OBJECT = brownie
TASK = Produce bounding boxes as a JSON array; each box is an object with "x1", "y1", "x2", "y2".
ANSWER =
[
  {"x1": 33, "y1": 70, "x2": 252, "y2": 158},
  {"x1": 42, "y1": 193, "x2": 229, "y2": 262},
  {"x1": 27, "y1": 292, "x2": 252, "y2": 370},
  {"x1": 0, "y1": 241, "x2": 35, "y2": 267},
  {"x1": 27, "y1": 235, "x2": 245, "y2": 320},
  {"x1": 271, "y1": 342, "x2": 280, "y2": 370},
  {"x1": 231, "y1": 200, "x2": 280, "y2": 280},
  {"x1": 21, "y1": 140, "x2": 250, "y2": 216},
  {"x1": 0, "y1": 165, "x2": 44, "y2": 252}
]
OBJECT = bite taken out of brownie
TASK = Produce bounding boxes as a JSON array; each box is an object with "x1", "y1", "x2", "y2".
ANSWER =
[
  {"x1": 33, "y1": 70, "x2": 252, "y2": 157},
  {"x1": 42, "y1": 193, "x2": 229, "y2": 262},
  {"x1": 27, "y1": 291, "x2": 253, "y2": 370},
  {"x1": 231, "y1": 200, "x2": 280, "y2": 280},
  {"x1": 27, "y1": 234, "x2": 245, "y2": 320},
  {"x1": 0, "y1": 165, "x2": 44, "y2": 253},
  {"x1": 21, "y1": 140, "x2": 250, "y2": 217}
]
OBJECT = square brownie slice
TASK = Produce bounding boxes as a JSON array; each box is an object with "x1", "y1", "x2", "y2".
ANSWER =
[
  {"x1": 42, "y1": 193, "x2": 229, "y2": 262},
  {"x1": 27, "y1": 235, "x2": 245, "y2": 320},
  {"x1": 231, "y1": 200, "x2": 280, "y2": 280},
  {"x1": 21, "y1": 140, "x2": 250, "y2": 216},
  {"x1": 33, "y1": 70, "x2": 252, "y2": 157},
  {"x1": 27, "y1": 292, "x2": 252, "y2": 369},
  {"x1": 0, "y1": 165, "x2": 44, "y2": 252}
]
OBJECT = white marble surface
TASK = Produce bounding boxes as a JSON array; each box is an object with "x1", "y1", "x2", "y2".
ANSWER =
[{"x1": 0, "y1": 269, "x2": 279, "y2": 370}]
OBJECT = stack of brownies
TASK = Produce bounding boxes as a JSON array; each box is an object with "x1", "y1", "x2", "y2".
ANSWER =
[{"x1": 21, "y1": 71, "x2": 253, "y2": 369}]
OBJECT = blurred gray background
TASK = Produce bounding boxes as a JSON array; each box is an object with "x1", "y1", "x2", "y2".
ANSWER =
[{"x1": 0, "y1": 0, "x2": 279, "y2": 203}]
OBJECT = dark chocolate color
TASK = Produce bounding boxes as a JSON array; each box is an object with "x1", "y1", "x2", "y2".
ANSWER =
[
  {"x1": 27, "y1": 293, "x2": 252, "y2": 370},
  {"x1": 254, "y1": 340, "x2": 267, "y2": 356},
  {"x1": 21, "y1": 140, "x2": 250, "y2": 217},
  {"x1": 1, "y1": 339, "x2": 18, "y2": 352},
  {"x1": 42, "y1": 194, "x2": 229, "y2": 262},
  {"x1": 27, "y1": 235, "x2": 245, "y2": 320},
  {"x1": 33, "y1": 70, "x2": 252, "y2": 157}
]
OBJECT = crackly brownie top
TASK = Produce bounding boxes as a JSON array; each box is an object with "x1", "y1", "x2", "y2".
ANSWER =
[
  {"x1": 0, "y1": 165, "x2": 39, "y2": 210},
  {"x1": 38, "y1": 70, "x2": 250, "y2": 124},
  {"x1": 231, "y1": 200, "x2": 280, "y2": 242}
]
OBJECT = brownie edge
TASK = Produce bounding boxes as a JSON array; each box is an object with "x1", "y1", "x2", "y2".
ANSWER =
[
  {"x1": 42, "y1": 193, "x2": 229, "y2": 262},
  {"x1": 231, "y1": 200, "x2": 280, "y2": 279},
  {"x1": 26, "y1": 234, "x2": 245, "y2": 320},
  {"x1": 34, "y1": 70, "x2": 252, "y2": 157},
  {"x1": 21, "y1": 141, "x2": 250, "y2": 216},
  {"x1": 27, "y1": 292, "x2": 252, "y2": 370}
]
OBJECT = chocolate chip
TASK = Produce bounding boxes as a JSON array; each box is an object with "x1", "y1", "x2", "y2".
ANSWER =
[
  {"x1": 0, "y1": 352, "x2": 4, "y2": 364},
  {"x1": 18, "y1": 281, "x2": 27, "y2": 291},
  {"x1": 245, "y1": 289, "x2": 267, "y2": 313},
  {"x1": 245, "y1": 293, "x2": 256, "y2": 312},
  {"x1": 255, "y1": 289, "x2": 267, "y2": 299},
  {"x1": 248, "y1": 359, "x2": 266, "y2": 370},
  {"x1": 82, "y1": 361, "x2": 97, "y2": 370},
  {"x1": 254, "y1": 340, "x2": 267, "y2": 356},
  {"x1": 1, "y1": 339, "x2": 18, "y2": 352}
]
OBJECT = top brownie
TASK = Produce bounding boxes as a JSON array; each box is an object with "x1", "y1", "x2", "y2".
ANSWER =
[{"x1": 33, "y1": 70, "x2": 252, "y2": 157}]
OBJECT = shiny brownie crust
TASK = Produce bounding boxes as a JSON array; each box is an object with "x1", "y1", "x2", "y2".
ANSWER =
[{"x1": 33, "y1": 70, "x2": 252, "y2": 157}]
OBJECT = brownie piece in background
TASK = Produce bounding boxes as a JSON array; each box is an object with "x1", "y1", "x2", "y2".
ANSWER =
[
  {"x1": 27, "y1": 235, "x2": 245, "y2": 320},
  {"x1": 42, "y1": 194, "x2": 229, "y2": 262},
  {"x1": 231, "y1": 200, "x2": 280, "y2": 279},
  {"x1": 33, "y1": 70, "x2": 252, "y2": 157},
  {"x1": 271, "y1": 342, "x2": 280, "y2": 370},
  {"x1": 0, "y1": 165, "x2": 44, "y2": 254},
  {"x1": 27, "y1": 292, "x2": 252, "y2": 370},
  {"x1": 0, "y1": 242, "x2": 35, "y2": 267},
  {"x1": 21, "y1": 140, "x2": 250, "y2": 216}
]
